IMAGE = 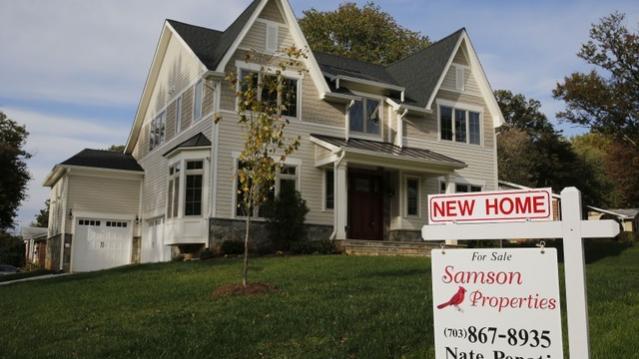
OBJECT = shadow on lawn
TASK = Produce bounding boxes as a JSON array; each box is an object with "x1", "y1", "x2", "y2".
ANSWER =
[{"x1": 367, "y1": 268, "x2": 428, "y2": 278}]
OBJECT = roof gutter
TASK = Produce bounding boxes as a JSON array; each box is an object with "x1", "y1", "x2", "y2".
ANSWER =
[{"x1": 385, "y1": 98, "x2": 431, "y2": 115}]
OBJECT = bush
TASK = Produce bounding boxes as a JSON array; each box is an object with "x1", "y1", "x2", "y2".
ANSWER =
[
  {"x1": 221, "y1": 240, "x2": 244, "y2": 255},
  {"x1": 199, "y1": 248, "x2": 214, "y2": 260},
  {"x1": 0, "y1": 232, "x2": 25, "y2": 267},
  {"x1": 290, "y1": 239, "x2": 336, "y2": 255},
  {"x1": 263, "y1": 185, "x2": 309, "y2": 251}
]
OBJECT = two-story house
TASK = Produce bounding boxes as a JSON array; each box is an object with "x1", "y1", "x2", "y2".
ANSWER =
[{"x1": 42, "y1": 0, "x2": 504, "y2": 272}]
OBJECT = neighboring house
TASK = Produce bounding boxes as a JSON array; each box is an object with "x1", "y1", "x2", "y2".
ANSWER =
[
  {"x1": 498, "y1": 180, "x2": 561, "y2": 220},
  {"x1": 43, "y1": 0, "x2": 504, "y2": 272},
  {"x1": 21, "y1": 226, "x2": 48, "y2": 268},
  {"x1": 587, "y1": 207, "x2": 639, "y2": 233}
]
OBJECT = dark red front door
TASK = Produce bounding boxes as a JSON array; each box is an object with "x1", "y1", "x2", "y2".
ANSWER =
[{"x1": 348, "y1": 172, "x2": 383, "y2": 240}]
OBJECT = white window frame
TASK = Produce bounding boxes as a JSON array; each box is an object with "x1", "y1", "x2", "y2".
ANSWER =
[
  {"x1": 165, "y1": 150, "x2": 209, "y2": 221},
  {"x1": 234, "y1": 61, "x2": 302, "y2": 121},
  {"x1": 347, "y1": 91, "x2": 384, "y2": 140},
  {"x1": 149, "y1": 111, "x2": 166, "y2": 152},
  {"x1": 323, "y1": 168, "x2": 334, "y2": 211},
  {"x1": 231, "y1": 152, "x2": 302, "y2": 219},
  {"x1": 192, "y1": 80, "x2": 203, "y2": 122},
  {"x1": 166, "y1": 162, "x2": 181, "y2": 219},
  {"x1": 404, "y1": 175, "x2": 421, "y2": 218},
  {"x1": 184, "y1": 160, "x2": 205, "y2": 217},
  {"x1": 437, "y1": 176, "x2": 485, "y2": 194},
  {"x1": 436, "y1": 99, "x2": 483, "y2": 146}
]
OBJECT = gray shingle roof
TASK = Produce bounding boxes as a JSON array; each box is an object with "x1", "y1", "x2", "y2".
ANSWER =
[
  {"x1": 313, "y1": 52, "x2": 399, "y2": 85},
  {"x1": 167, "y1": 0, "x2": 260, "y2": 70},
  {"x1": 163, "y1": 133, "x2": 211, "y2": 156},
  {"x1": 60, "y1": 149, "x2": 143, "y2": 172},
  {"x1": 311, "y1": 134, "x2": 465, "y2": 167}
]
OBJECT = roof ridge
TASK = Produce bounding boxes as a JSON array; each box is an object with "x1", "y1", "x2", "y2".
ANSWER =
[
  {"x1": 313, "y1": 51, "x2": 388, "y2": 69},
  {"x1": 386, "y1": 27, "x2": 465, "y2": 69},
  {"x1": 222, "y1": 0, "x2": 262, "y2": 33},
  {"x1": 166, "y1": 19, "x2": 223, "y2": 34}
]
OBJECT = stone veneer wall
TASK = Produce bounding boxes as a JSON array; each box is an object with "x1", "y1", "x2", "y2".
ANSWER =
[
  {"x1": 46, "y1": 235, "x2": 61, "y2": 271},
  {"x1": 131, "y1": 237, "x2": 141, "y2": 264},
  {"x1": 62, "y1": 234, "x2": 72, "y2": 272},
  {"x1": 388, "y1": 230, "x2": 422, "y2": 242},
  {"x1": 209, "y1": 218, "x2": 333, "y2": 252}
]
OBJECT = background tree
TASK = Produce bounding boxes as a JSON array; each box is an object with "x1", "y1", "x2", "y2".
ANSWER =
[
  {"x1": 553, "y1": 12, "x2": 639, "y2": 147},
  {"x1": 495, "y1": 90, "x2": 605, "y2": 206},
  {"x1": 106, "y1": 144, "x2": 125, "y2": 152},
  {"x1": 299, "y1": 2, "x2": 430, "y2": 65},
  {"x1": 0, "y1": 112, "x2": 31, "y2": 231},
  {"x1": 226, "y1": 49, "x2": 303, "y2": 287},
  {"x1": 33, "y1": 199, "x2": 50, "y2": 228}
]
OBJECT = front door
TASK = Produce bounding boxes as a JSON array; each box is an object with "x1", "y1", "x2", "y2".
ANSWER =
[{"x1": 348, "y1": 172, "x2": 383, "y2": 240}]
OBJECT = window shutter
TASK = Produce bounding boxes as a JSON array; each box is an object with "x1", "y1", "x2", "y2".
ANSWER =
[
  {"x1": 266, "y1": 23, "x2": 279, "y2": 52},
  {"x1": 455, "y1": 66, "x2": 465, "y2": 92}
]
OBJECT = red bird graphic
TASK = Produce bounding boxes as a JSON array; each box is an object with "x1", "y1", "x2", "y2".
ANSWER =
[{"x1": 437, "y1": 286, "x2": 467, "y2": 311}]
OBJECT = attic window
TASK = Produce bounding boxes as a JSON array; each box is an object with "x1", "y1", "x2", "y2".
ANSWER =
[
  {"x1": 266, "y1": 23, "x2": 279, "y2": 52},
  {"x1": 455, "y1": 66, "x2": 465, "y2": 92}
]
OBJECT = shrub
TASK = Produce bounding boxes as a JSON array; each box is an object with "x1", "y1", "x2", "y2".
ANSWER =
[
  {"x1": 263, "y1": 185, "x2": 309, "y2": 251},
  {"x1": 199, "y1": 248, "x2": 214, "y2": 260},
  {"x1": 0, "y1": 232, "x2": 25, "y2": 267},
  {"x1": 290, "y1": 239, "x2": 336, "y2": 255},
  {"x1": 221, "y1": 240, "x2": 244, "y2": 255}
]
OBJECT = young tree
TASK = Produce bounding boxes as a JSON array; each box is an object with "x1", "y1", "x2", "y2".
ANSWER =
[
  {"x1": 299, "y1": 2, "x2": 430, "y2": 65},
  {"x1": 33, "y1": 199, "x2": 50, "y2": 228},
  {"x1": 553, "y1": 12, "x2": 639, "y2": 147},
  {"x1": 225, "y1": 49, "x2": 303, "y2": 287},
  {"x1": 0, "y1": 111, "x2": 31, "y2": 231}
]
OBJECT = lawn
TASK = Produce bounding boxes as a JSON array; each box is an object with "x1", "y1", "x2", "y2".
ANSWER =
[{"x1": 1, "y1": 242, "x2": 638, "y2": 359}]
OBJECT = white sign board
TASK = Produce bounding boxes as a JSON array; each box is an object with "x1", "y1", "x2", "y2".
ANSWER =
[
  {"x1": 431, "y1": 248, "x2": 563, "y2": 359},
  {"x1": 428, "y1": 188, "x2": 553, "y2": 224}
]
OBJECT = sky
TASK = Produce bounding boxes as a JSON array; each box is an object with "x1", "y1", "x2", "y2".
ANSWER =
[{"x1": 1, "y1": 0, "x2": 638, "y2": 232}]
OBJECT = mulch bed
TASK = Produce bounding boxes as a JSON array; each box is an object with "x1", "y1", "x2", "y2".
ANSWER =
[{"x1": 211, "y1": 282, "x2": 278, "y2": 299}]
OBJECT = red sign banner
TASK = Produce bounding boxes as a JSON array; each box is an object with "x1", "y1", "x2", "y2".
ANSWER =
[{"x1": 428, "y1": 189, "x2": 553, "y2": 224}]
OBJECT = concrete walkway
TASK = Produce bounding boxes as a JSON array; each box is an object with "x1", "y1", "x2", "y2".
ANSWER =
[{"x1": 0, "y1": 273, "x2": 72, "y2": 286}]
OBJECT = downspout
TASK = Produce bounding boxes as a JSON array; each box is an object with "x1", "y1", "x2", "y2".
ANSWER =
[{"x1": 329, "y1": 150, "x2": 347, "y2": 240}]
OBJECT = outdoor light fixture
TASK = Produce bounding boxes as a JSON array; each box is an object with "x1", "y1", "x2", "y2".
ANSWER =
[
  {"x1": 68, "y1": 209, "x2": 73, "y2": 218},
  {"x1": 135, "y1": 215, "x2": 140, "y2": 224}
]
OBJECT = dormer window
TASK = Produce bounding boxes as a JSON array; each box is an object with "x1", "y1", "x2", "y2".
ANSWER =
[{"x1": 349, "y1": 98, "x2": 380, "y2": 136}]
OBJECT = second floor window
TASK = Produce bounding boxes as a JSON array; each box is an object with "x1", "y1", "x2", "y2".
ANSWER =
[
  {"x1": 349, "y1": 98, "x2": 380, "y2": 135},
  {"x1": 149, "y1": 111, "x2": 166, "y2": 151},
  {"x1": 193, "y1": 80, "x2": 203, "y2": 122},
  {"x1": 175, "y1": 96, "x2": 182, "y2": 133},
  {"x1": 439, "y1": 105, "x2": 481, "y2": 145},
  {"x1": 239, "y1": 69, "x2": 298, "y2": 118}
]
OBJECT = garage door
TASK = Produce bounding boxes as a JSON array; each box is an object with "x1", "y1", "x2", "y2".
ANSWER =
[{"x1": 73, "y1": 218, "x2": 132, "y2": 272}]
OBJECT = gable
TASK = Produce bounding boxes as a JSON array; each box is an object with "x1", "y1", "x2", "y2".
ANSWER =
[
  {"x1": 258, "y1": 0, "x2": 285, "y2": 23},
  {"x1": 240, "y1": 17, "x2": 295, "y2": 53}
]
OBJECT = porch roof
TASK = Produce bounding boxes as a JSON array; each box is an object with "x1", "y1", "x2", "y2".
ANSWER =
[{"x1": 310, "y1": 134, "x2": 466, "y2": 170}]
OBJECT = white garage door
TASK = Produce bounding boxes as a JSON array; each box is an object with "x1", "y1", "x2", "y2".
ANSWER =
[{"x1": 73, "y1": 218, "x2": 132, "y2": 272}]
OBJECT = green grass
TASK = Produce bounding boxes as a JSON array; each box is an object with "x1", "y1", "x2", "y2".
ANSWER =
[
  {"x1": 0, "y1": 269, "x2": 52, "y2": 283},
  {"x1": 1, "y1": 243, "x2": 638, "y2": 358}
]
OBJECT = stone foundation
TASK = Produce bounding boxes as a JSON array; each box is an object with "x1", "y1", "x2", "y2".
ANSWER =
[
  {"x1": 45, "y1": 234, "x2": 72, "y2": 272},
  {"x1": 388, "y1": 230, "x2": 422, "y2": 242},
  {"x1": 209, "y1": 218, "x2": 332, "y2": 252}
]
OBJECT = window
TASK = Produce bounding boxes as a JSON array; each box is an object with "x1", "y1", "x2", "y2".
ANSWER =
[
  {"x1": 439, "y1": 104, "x2": 481, "y2": 145},
  {"x1": 266, "y1": 23, "x2": 279, "y2": 52},
  {"x1": 455, "y1": 65, "x2": 465, "y2": 92},
  {"x1": 193, "y1": 80, "x2": 203, "y2": 122},
  {"x1": 149, "y1": 111, "x2": 166, "y2": 151},
  {"x1": 440, "y1": 106, "x2": 453, "y2": 141},
  {"x1": 175, "y1": 96, "x2": 182, "y2": 133},
  {"x1": 406, "y1": 177, "x2": 419, "y2": 216},
  {"x1": 439, "y1": 181, "x2": 448, "y2": 194},
  {"x1": 184, "y1": 160, "x2": 203, "y2": 216},
  {"x1": 238, "y1": 69, "x2": 298, "y2": 117},
  {"x1": 349, "y1": 98, "x2": 380, "y2": 135},
  {"x1": 455, "y1": 183, "x2": 482, "y2": 193},
  {"x1": 325, "y1": 169, "x2": 334, "y2": 210},
  {"x1": 235, "y1": 161, "x2": 298, "y2": 217},
  {"x1": 167, "y1": 163, "x2": 180, "y2": 219}
]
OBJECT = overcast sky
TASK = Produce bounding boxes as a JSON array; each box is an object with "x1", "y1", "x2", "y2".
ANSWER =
[{"x1": 1, "y1": 0, "x2": 638, "y2": 232}]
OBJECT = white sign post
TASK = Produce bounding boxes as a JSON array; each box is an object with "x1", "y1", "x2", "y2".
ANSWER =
[
  {"x1": 432, "y1": 248, "x2": 563, "y2": 359},
  {"x1": 422, "y1": 187, "x2": 620, "y2": 359}
]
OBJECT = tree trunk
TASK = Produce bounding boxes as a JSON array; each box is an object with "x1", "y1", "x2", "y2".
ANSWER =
[{"x1": 242, "y1": 214, "x2": 250, "y2": 287}]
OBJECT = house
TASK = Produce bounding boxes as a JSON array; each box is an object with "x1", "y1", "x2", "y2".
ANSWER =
[
  {"x1": 21, "y1": 226, "x2": 48, "y2": 269},
  {"x1": 498, "y1": 180, "x2": 561, "y2": 220},
  {"x1": 587, "y1": 207, "x2": 639, "y2": 234},
  {"x1": 42, "y1": 0, "x2": 504, "y2": 272}
]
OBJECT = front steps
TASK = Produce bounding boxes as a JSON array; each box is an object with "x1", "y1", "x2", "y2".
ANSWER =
[{"x1": 339, "y1": 239, "x2": 444, "y2": 257}]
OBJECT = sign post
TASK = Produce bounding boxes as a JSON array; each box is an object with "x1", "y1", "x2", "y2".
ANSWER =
[{"x1": 422, "y1": 187, "x2": 620, "y2": 359}]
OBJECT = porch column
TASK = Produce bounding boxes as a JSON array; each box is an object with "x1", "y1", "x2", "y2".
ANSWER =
[
  {"x1": 334, "y1": 160, "x2": 348, "y2": 240},
  {"x1": 445, "y1": 176, "x2": 458, "y2": 246}
]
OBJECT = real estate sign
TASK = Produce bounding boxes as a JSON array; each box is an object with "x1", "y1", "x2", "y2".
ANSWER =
[
  {"x1": 431, "y1": 248, "x2": 563, "y2": 359},
  {"x1": 428, "y1": 188, "x2": 553, "y2": 224}
]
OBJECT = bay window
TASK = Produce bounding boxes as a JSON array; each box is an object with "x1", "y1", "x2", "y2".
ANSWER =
[
  {"x1": 166, "y1": 157, "x2": 207, "y2": 220},
  {"x1": 184, "y1": 160, "x2": 203, "y2": 216},
  {"x1": 349, "y1": 98, "x2": 380, "y2": 136},
  {"x1": 439, "y1": 103, "x2": 481, "y2": 145}
]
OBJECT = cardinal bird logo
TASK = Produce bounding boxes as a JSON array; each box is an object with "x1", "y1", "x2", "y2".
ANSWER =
[{"x1": 437, "y1": 286, "x2": 467, "y2": 311}]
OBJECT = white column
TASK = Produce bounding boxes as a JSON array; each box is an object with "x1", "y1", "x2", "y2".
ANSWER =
[
  {"x1": 334, "y1": 160, "x2": 348, "y2": 240},
  {"x1": 445, "y1": 175, "x2": 458, "y2": 245},
  {"x1": 561, "y1": 187, "x2": 591, "y2": 359}
]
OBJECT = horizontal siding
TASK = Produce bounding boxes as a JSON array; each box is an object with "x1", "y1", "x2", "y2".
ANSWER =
[
  {"x1": 214, "y1": 113, "x2": 343, "y2": 225},
  {"x1": 441, "y1": 65, "x2": 480, "y2": 96},
  {"x1": 258, "y1": 0, "x2": 285, "y2": 23},
  {"x1": 67, "y1": 175, "x2": 141, "y2": 216},
  {"x1": 241, "y1": 20, "x2": 294, "y2": 54}
]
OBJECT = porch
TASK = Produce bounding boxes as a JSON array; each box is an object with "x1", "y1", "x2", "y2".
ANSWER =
[{"x1": 311, "y1": 134, "x2": 468, "y2": 243}]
